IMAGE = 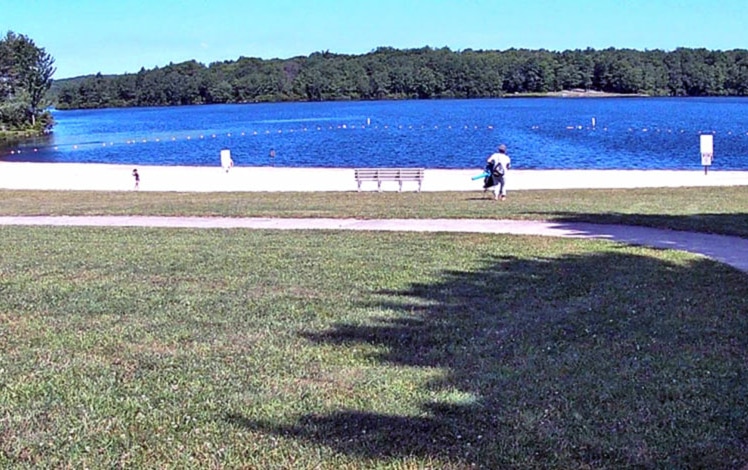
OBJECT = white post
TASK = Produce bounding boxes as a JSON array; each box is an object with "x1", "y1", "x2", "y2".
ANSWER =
[
  {"x1": 700, "y1": 134, "x2": 713, "y2": 175},
  {"x1": 220, "y1": 148, "x2": 233, "y2": 172}
]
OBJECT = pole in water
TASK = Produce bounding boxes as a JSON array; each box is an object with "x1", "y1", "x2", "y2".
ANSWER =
[
  {"x1": 366, "y1": 117, "x2": 371, "y2": 126},
  {"x1": 592, "y1": 117, "x2": 596, "y2": 128}
]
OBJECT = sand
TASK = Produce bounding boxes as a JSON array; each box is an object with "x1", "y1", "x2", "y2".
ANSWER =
[{"x1": 1, "y1": 162, "x2": 748, "y2": 192}]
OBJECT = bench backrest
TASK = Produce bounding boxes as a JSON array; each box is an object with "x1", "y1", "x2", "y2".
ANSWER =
[{"x1": 354, "y1": 168, "x2": 424, "y2": 180}]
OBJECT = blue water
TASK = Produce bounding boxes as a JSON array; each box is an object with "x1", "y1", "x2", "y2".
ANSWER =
[{"x1": 4, "y1": 97, "x2": 748, "y2": 170}]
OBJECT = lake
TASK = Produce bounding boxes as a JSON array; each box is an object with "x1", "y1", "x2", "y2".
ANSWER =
[{"x1": 3, "y1": 97, "x2": 748, "y2": 170}]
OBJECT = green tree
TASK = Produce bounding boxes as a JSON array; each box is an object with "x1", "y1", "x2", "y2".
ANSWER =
[{"x1": 0, "y1": 31, "x2": 55, "y2": 132}]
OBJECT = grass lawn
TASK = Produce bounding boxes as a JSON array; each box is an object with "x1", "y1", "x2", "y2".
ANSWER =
[
  {"x1": 2, "y1": 186, "x2": 748, "y2": 237},
  {"x1": 1, "y1": 224, "x2": 747, "y2": 468}
]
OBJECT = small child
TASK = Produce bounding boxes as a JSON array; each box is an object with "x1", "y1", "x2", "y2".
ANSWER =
[{"x1": 132, "y1": 168, "x2": 140, "y2": 190}]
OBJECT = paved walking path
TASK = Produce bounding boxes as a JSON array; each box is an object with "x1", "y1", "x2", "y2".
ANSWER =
[{"x1": 2, "y1": 215, "x2": 748, "y2": 273}]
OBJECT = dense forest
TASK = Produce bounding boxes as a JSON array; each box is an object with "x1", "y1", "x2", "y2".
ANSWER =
[
  {"x1": 0, "y1": 31, "x2": 56, "y2": 138},
  {"x1": 54, "y1": 46, "x2": 748, "y2": 110},
  {"x1": 5, "y1": 33, "x2": 748, "y2": 115}
]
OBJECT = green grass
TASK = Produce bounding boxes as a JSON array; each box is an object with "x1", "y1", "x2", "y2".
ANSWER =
[
  {"x1": 2, "y1": 186, "x2": 748, "y2": 237},
  {"x1": 2, "y1": 227, "x2": 748, "y2": 468},
  {"x1": 2, "y1": 187, "x2": 748, "y2": 467}
]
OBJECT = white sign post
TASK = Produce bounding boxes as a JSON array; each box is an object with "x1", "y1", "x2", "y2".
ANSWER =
[
  {"x1": 700, "y1": 134, "x2": 713, "y2": 175},
  {"x1": 220, "y1": 148, "x2": 233, "y2": 173}
]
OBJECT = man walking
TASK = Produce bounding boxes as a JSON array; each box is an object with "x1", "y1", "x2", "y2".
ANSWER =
[{"x1": 484, "y1": 144, "x2": 511, "y2": 200}]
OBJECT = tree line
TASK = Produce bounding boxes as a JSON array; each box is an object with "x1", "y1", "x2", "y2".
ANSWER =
[
  {"x1": 53, "y1": 46, "x2": 748, "y2": 110},
  {"x1": 0, "y1": 31, "x2": 56, "y2": 138}
]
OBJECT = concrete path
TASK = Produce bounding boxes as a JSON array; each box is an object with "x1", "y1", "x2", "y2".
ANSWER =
[{"x1": 2, "y1": 216, "x2": 748, "y2": 273}]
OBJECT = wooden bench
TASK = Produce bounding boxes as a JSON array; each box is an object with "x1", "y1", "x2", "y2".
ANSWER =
[{"x1": 354, "y1": 168, "x2": 425, "y2": 192}]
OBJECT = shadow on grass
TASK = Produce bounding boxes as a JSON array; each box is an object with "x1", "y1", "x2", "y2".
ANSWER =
[
  {"x1": 536, "y1": 210, "x2": 748, "y2": 239},
  {"x1": 229, "y1": 249, "x2": 748, "y2": 467}
]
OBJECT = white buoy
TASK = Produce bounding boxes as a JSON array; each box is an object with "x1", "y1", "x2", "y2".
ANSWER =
[{"x1": 592, "y1": 117, "x2": 596, "y2": 127}]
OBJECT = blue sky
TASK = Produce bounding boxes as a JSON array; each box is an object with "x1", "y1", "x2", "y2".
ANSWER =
[{"x1": 3, "y1": 0, "x2": 747, "y2": 79}]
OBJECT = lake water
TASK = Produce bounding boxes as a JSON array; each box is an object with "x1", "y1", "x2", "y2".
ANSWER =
[{"x1": 3, "y1": 97, "x2": 748, "y2": 170}]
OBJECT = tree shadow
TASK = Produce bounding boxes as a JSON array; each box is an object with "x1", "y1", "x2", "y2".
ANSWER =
[
  {"x1": 227, "y1": 249, "x2": 748, "y2": 467},
  {"x1": 534, "y1": 210, "x2": 748, "y2": 239}
]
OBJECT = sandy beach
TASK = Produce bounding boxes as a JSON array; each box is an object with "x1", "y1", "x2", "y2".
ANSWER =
[{"x1": 2, "y1": 162, "x2": 748, "y2": 192}]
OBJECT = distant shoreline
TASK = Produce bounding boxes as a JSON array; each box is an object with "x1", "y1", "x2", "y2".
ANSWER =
[{"x1": 513, "y1": 89, "x2": 649, "y2": 98}]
